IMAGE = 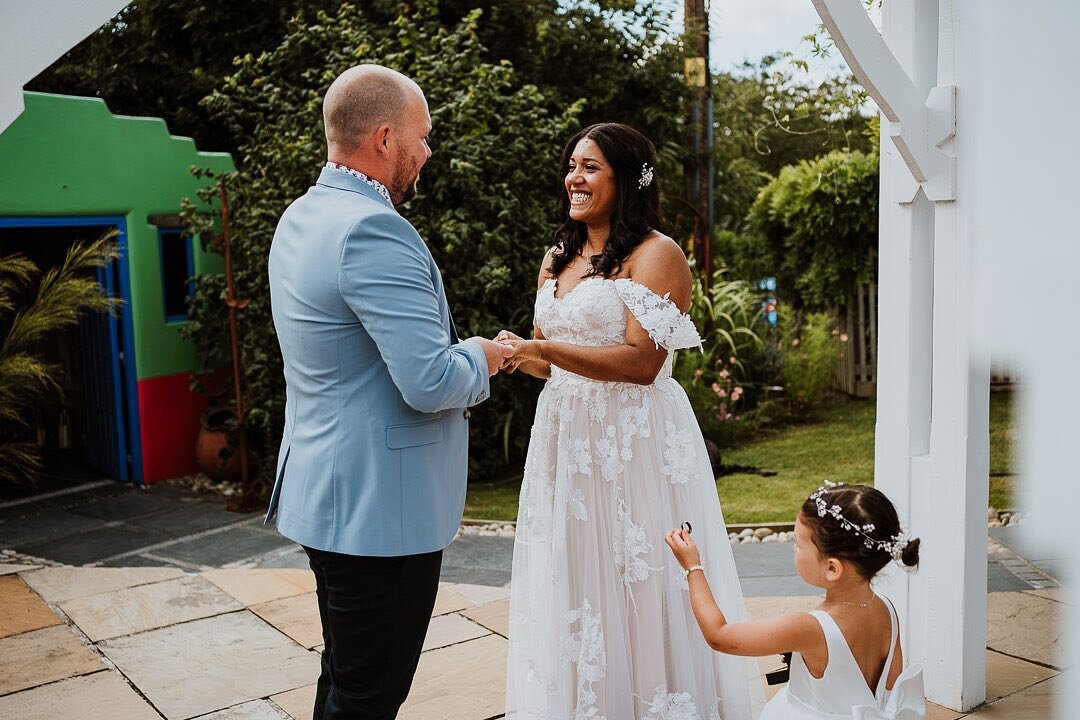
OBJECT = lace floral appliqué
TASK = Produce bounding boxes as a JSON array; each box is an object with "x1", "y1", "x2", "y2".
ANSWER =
[
  {"x1": 643, "y1": 686, "x2": 701, "y2": 720},
  {"x1": 661, "y1": 420, "x2": 696, "y2": 485}
]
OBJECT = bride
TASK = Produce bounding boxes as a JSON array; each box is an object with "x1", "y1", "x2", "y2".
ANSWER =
[{"x1": 499, "y1": 123, "x2": 762, "y2": 719}]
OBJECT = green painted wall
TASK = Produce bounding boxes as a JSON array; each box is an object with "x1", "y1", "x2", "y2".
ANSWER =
[{"x1": 0, "y1": 92, "x2": 235, "y2": 380}]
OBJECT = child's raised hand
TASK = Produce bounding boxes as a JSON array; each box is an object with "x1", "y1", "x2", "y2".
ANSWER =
[{"x1": 665, "y1": 528, "x2": 702, "y2": 571}]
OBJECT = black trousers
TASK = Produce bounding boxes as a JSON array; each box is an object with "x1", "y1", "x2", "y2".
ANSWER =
[{"x1": 303, "y1": 545, "x2": 443, "y2": 720}]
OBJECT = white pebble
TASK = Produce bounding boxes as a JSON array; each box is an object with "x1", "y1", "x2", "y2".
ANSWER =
[
  {"x1": 738, "y1": 528, "x2": 754, "y2": 538},
  {"x1": 762, "y1": 535, "x2": 779, "y2": 543}
]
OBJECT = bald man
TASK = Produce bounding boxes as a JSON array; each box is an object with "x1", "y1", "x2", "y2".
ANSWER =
[{"x1": 265, "y1": 65, "x2": 512, "y2": 719}]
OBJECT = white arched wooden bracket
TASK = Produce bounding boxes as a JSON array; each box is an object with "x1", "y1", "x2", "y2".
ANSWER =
[{"x1": 811, "y1": 0, "x2": 956, "y2": 203}]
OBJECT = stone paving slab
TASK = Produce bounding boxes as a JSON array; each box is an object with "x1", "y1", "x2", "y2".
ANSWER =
[
  {"x1": 0, "y1": 624, "x2": 103, "y2": 696},
  {"x1": 195, "y1": 699, "x2": 292, "y2": 719},
  {"x1": 202, "y1": 568, "x2": 316, "y2": 607},
  {"x1": 399, "y1": 633, "x2": 508, "y2": 720},
  {"x1": 984, "y1": 649, "x2": 1058, "y2": 703},
  {"x1": 61, "y1": 573, "x2": 243, "y2": 642},
  {"x1": 460, "y1": 598, "x2": 510, "y2": 638},
  {"x1": 450, "y1": 583, "x2": 510, "y2": 605},
  {"x1": 421, "y1": 613, "x2": 491, "y2": 652},
  {"x1": 251, "y1": 592, "x2": 322, "y2": 649},
  {"x1": 0, "y1": 670, "x2": 162, "y2": 720},
  {"x1": 986, "y1": 591, "x2": 1064, "y2": 668},
  {"x1": 967, "y1": 672, "x2": 1067, "y2": 717},
  {"x1": 432, "y1": 584, "x2": 475, "y2": 616},
  {"x1": 0, "y1": 574, "x2": 61, "y2": 638},
  {"x1": 0, "y1": 562, "x2": 38, "y2": 576},
  {"x1": 21, "y1": 565, "x2": 184, "y2": 604},
  {"x1": 99, "y1": 611, "x2": 319, "y2": 720},
  {"x1": 269, "y1": 684, "x2": 316, "y2": 720}
]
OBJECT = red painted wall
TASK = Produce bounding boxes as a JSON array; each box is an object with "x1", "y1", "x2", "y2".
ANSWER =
[{"x1": 137, "y1": 372, "x2": 205, "y2": 483}]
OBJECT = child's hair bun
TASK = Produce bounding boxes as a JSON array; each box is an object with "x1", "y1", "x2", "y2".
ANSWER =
[{"x1": 900, "y1": 536, "x2": 921, "y2": 568}]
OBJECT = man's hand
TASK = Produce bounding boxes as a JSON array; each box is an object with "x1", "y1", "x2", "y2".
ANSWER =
[
  {"x1": 466, "y1": 337, "x2": 514, "y2": 377},
  {"x1": 494, "y1": 330, "x2": 524, "y2": 372}
]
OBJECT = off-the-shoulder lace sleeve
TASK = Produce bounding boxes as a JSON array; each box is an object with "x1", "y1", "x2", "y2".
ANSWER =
[{"x1": 613, "y1": 278, "x2": 703, "y2": 351}]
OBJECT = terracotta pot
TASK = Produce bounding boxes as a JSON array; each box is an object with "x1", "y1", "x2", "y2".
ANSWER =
[{"x1": 195, "y1": 407, "x2": 258, "y2": 482}]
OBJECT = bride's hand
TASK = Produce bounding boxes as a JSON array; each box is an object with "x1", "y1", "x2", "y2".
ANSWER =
[
  {"x1": 503, "y1": 337, "x2": 544, "y2": 373},
  {"x1": 664, "y1": 528, "x2": 701, "y2": 571},
  {"x1": 494, "y1": 330, "x2": 527, "y2": 373}
]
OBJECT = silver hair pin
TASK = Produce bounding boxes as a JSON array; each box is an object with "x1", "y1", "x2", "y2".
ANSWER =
[{"x1": 638, "y1": 163, "x2": 654, "y2": 189}]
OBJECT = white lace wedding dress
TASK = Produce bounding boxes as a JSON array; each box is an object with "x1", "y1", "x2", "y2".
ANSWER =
[{"x1": 506, "y1": 277, "x2": 763, "y2": 720}]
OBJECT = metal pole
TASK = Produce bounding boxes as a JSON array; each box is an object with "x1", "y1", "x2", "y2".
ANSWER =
[{"x1": 218, "y1": 179, "x2": 249, "y2": 495}]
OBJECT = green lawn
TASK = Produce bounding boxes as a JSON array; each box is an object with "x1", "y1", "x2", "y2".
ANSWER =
[{"x1": 465, "y1": 390, "x2": 1016, "y2": 523}]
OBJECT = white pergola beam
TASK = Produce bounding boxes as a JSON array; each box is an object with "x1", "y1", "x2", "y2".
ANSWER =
[
  {"x1": 0, "y1": 0, "x2": 131, "y2": 135},
  {"x1": 811, "y1": 0, "x2": 955, "y2": 201}
]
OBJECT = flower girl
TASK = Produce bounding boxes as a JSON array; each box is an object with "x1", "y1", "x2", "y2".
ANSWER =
[{"x1": 666, "y1": 483, "x2": 926, "y2": 719}]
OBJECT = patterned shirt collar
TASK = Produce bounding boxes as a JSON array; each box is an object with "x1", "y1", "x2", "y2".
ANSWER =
[{"x1": 325, "y1": 161, "x2": 393, "y2": 206}]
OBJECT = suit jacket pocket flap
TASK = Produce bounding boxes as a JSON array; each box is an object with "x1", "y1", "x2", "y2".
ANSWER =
[{"x1": 386, "y1": 419, "x2": 443, "y2": 449}]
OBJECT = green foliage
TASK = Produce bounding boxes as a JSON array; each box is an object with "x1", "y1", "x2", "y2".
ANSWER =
[
  {"x1": 673, "y1": 268, "x2": 762, "y2": 444},
  {"x1": 746, "y1": 148, "x2": 879, "y2": 310},
  {"x1": 780, "y1": 311, "x2": 843, "y2": 407},
  {"x1": 181, "y1": 5, "x2": 580, "y2": 489},
  {"x1": 712, "y1": 57, "x2": 874, "y2": 234},
  {"x1": 0, "y1": 235, "x2": 121, "y2": 484}
]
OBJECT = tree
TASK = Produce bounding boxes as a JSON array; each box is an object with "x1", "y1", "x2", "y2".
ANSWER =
[
  {"x1": 0, "y1": 236, "x2": 121, "y2": 484},
  {"x1": 181, "y1": 5, "x2": 580, "y2": 488},
  {"x1": 745, "y1": 146, "x2": 879, "y2": 311}
]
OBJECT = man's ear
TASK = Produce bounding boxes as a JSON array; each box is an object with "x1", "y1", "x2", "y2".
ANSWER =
[{"x1": 375, "y1": 124, "x2": 393, "y2": 153}]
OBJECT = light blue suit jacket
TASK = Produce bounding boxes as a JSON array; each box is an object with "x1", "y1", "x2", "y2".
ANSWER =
[{"x1": 265, "y1": 167, "x2": 490, "y2": 557}]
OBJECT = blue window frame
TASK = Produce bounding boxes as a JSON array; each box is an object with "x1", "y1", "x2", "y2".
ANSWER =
[{"x1": 159, "y1": 228, "x2": 194, "y2": 323}]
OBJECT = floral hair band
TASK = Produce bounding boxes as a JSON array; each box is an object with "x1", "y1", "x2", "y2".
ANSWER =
[{"x1": 808, "y1": 481, "x2": 911, "y2": 561}]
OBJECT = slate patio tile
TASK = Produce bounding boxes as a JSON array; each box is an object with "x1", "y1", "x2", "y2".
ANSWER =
[
  {"x1": 193, "y1": 699, "x2": 292, "y2": 719},
  {"x1": 0, "y1": 670, "x2": 161, "y2": 720},
  {"x1": 0, "y1": 575, "x2": 61, "y2": 638},
  {"x1": 21, "y1": 566, "x2": 184, "y2": 604},
  {"x1": 398, "y1": 634, "x2": 507, "y2": 720},
  {"x1": 986, "y1": 591, "x2": 1064, "y2": 668},
  {"x1": 0, "y1": 624, "x2": 103, "y2": 696},
  {"x1": 269, "y1": 684, "x2": 316, "y2": 720},
  {"x1": 17, "y1": 523, "x2": 170, "y2": 565},
  {"x1": 250, "y1": 592, "x2": 322, "y2": 649},
  {"x1": 202, "y1": 568, "x2": 316, "y2": 607},
  {"x1": 158, "y1": 526, "x2": 294, "y2": 567},
  {"x1": 127, "y1": 501, "x2": 251, "y2": 536},
  {"x1": 60, "y1": 574, "x2": 242, "y2": 642},
  {"x1": 431, "y1": 585, "x2": 474, "y2": 616},
  {"x1": 99, "y1": 611, "x2": 319, "y2": 720},
  {"x1": 0, "y1": 509, "x2": 108, "y2": 548},
  {"x1": 421, "y1": 613, "x2": 490, "y2": 652},
  {"x1": 67, "y1": 488, "x2": 187, "y2": 522},
  {"x1": 459, "y1": 598, "x2": 509, "y2": 638}
]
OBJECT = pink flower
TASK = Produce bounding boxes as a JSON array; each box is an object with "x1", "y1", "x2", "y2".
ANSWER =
[
  {"x1": 840, "y1": 333, "x2": 849, "y2": 342},
  {"x1": 711, "y1": 383, "x2": 727, "y2": 398},
  {"x1": 729, "y1": 356, "x2": 737, "y2": 365},
  {"x1": 791, "y1": 337, "x2": 801, "y2": 347},
  {"x1": 718, "y1": 369, "x2": 729, "y2": 379},
  {"x1": 693, "y1": 369, "x2": 703, "y2": 379}
]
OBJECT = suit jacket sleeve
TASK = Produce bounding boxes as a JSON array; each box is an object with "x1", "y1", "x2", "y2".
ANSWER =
[{"x1": 339, "y1": 210, "x2": 490, "y2": 413}]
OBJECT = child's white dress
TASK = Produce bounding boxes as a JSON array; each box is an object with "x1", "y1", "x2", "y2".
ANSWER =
[{"x1": 759, "y1": 597, "x2": 926, "y2": 719}]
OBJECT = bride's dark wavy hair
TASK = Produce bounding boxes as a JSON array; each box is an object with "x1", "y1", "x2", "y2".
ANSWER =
[{"x1": 547, "y1": 123, "x2": 664, "y2": 280}]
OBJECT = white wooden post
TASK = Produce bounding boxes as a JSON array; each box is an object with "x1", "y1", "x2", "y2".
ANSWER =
[{"x1": 810, "y1": 0, "x2": 988, "y2": 709}]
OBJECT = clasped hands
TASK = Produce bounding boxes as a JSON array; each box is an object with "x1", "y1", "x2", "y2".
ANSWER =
[
  {"x1": 465, "y1": 330, "x2": 542, "y2": 376},
  {"x1": 492, "y1": 330, "x2": 543, "y2": 374}
]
